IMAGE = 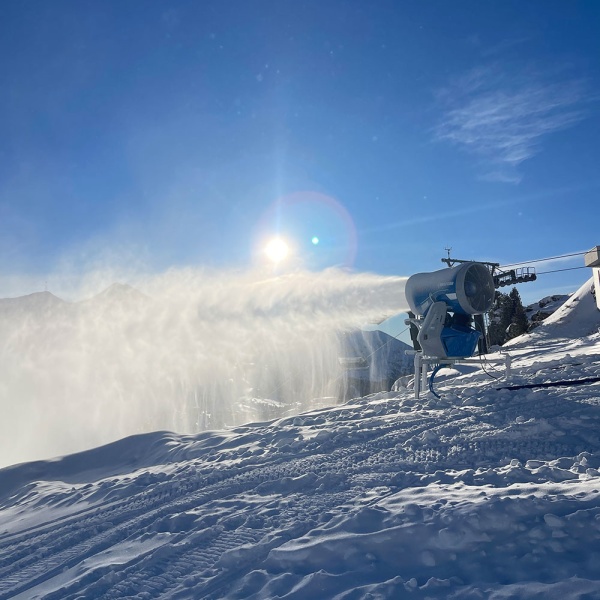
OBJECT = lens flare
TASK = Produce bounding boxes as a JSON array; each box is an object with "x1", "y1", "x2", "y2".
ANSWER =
[{"x1": 253, "y1": 191, "x2": 358, "y2": 269}]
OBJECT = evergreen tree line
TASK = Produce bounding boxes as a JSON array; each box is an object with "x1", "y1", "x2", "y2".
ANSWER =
[{"x1": 487, "y1": 288, "x2": 529, "y2": 346}]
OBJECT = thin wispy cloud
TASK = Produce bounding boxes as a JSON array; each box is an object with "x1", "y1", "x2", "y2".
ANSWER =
[{"x1": 434, "y1": 65, "x2": 590, "y2": 183}]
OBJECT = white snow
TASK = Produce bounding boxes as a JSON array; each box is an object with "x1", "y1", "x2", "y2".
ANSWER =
[{"x1": 1, "y1": 277, "x2": 600, "y2": 599}]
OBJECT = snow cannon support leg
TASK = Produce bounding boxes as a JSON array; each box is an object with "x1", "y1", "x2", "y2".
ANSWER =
[
  {"x1": 505, "y1": 353, "x2": 512, "y2": 380},
  {"x1": 407, "y1": 351, "x2": 426, "y2": 399},
  {"x1": 407, "y1": 351, "x2": 512, "y2": 400}
]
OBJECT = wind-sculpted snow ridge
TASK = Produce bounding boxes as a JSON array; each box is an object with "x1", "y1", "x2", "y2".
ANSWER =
[{"x1": 1, "y1": 318, "x2": 600, "y2": 599}]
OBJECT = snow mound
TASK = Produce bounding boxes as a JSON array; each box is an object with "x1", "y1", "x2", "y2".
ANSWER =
[{"x1": 506, "y1": 276, "x2": 600, "y2": 346}]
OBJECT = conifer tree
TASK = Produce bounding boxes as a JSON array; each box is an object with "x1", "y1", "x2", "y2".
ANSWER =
[
  {"x1": 507, "y1": 288, "x2": 529, "y2": 339},
  {"x1": 488, "y1": 291, "x2": 509, "y2": 346},
  {"x1": 487, "y1": 288, "x2": 529, "y2": 345}
]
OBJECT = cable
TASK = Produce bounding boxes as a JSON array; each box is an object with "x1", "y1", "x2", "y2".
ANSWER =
[
  {"x1": 497, "y1": 376, "x2": 600, "y2": 391},
  {"x1": 500, "y1": 251, "x2": 586, "y2": 269},
  {"x1": 428, "y1": 364, "x2": 443, "y2": 398},
  {"x1": 536, "y1": 266, "x2": 588, "y2": 275},
  {"x1": 471, "y1": 316, "x2": 502, "y2": 380},
  {"x1": 478, "y1": 353, "x2": 502, "y2": 380}
]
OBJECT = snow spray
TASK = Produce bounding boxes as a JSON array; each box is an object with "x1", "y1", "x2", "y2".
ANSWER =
[{"x1": 0, "y1": 268, "x2": 408, "y2": 467}]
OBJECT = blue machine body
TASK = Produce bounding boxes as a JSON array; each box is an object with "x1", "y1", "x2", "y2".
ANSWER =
[{"x1": 440, "y1": 324, "x2": 481, "y2": 358}]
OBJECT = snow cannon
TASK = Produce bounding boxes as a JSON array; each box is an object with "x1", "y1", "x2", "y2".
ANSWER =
[
  {"x1": 405, "y1": 262, "x2": 495, "y2": 359},
  {"x1": 406, "y1": 262, "x2": 494, "y2": 317}
]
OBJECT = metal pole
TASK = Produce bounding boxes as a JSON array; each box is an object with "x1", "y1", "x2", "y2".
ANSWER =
[
  {"x1": 414, "y1": 353, "x2": 422, "y2": 399},
  {"x1": 421, "y1": 358, "x2": 428, "y2": 398}
]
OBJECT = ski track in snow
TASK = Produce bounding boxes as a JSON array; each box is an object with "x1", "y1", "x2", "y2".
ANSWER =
[{"x1": 1, "y1": 282, "x2": 600, "y2": 599}]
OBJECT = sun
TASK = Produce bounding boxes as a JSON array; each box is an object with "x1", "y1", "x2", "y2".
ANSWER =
[{"x1": 264, "y1": 237, "x2": 289, "y2": 263}]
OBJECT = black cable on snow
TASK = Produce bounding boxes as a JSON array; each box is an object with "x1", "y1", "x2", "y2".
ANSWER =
[{"x1": 496, "y1": 376, "x2": 600, "y2": 391}]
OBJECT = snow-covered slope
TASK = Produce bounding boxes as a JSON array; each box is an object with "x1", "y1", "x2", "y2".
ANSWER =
[
  {"x1": 506, "y1": 277, "x2": 600, "y2": 345},
  {"x1": 1, "y1": 278, "x2": 600, "y2": 599}
]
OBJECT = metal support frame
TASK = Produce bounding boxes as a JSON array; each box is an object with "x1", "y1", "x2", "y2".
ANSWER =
[
  {"x1": 408, "y1": 351, "x2": 512, "y2": 399},
  {"x1": 441, "y1": 255, "x2": 537, "y2": 288}
]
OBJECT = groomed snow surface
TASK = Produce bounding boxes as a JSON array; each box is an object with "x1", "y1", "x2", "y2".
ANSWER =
[{"x1": 1, "y1": 279, "x2": 600, "y2": 599}]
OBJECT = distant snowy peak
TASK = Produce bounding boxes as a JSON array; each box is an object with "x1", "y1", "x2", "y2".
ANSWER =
[
  {"x1": 0, "y1": 290, "x2": 68, "y2": 316},
  {"x1": 0, "y1": 284, "x2": 149, "y2": 315},
  {"x1": 525, "y1": 293, "x2": 569, "y2": 329},
  {"x1": 81, "y1": 283, "x2": 148, "y2": 306}
]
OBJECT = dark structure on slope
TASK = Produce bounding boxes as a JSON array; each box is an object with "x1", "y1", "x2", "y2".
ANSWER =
[{"x1": 338, "y1": 330, "x2": 413, "y2": 400}]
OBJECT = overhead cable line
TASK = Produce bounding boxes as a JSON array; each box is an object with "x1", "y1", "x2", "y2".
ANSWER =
[
  {"x1": 501, "y1": 251, "x2": 586, "y2": 269},
  {"x1": 536, "y1": 266, "x2": 588, "y2": 275}
]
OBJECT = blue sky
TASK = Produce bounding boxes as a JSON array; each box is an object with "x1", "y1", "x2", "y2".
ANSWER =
[{"x1": 1, "y1": 0, "x2": 599, "y2": 304}]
